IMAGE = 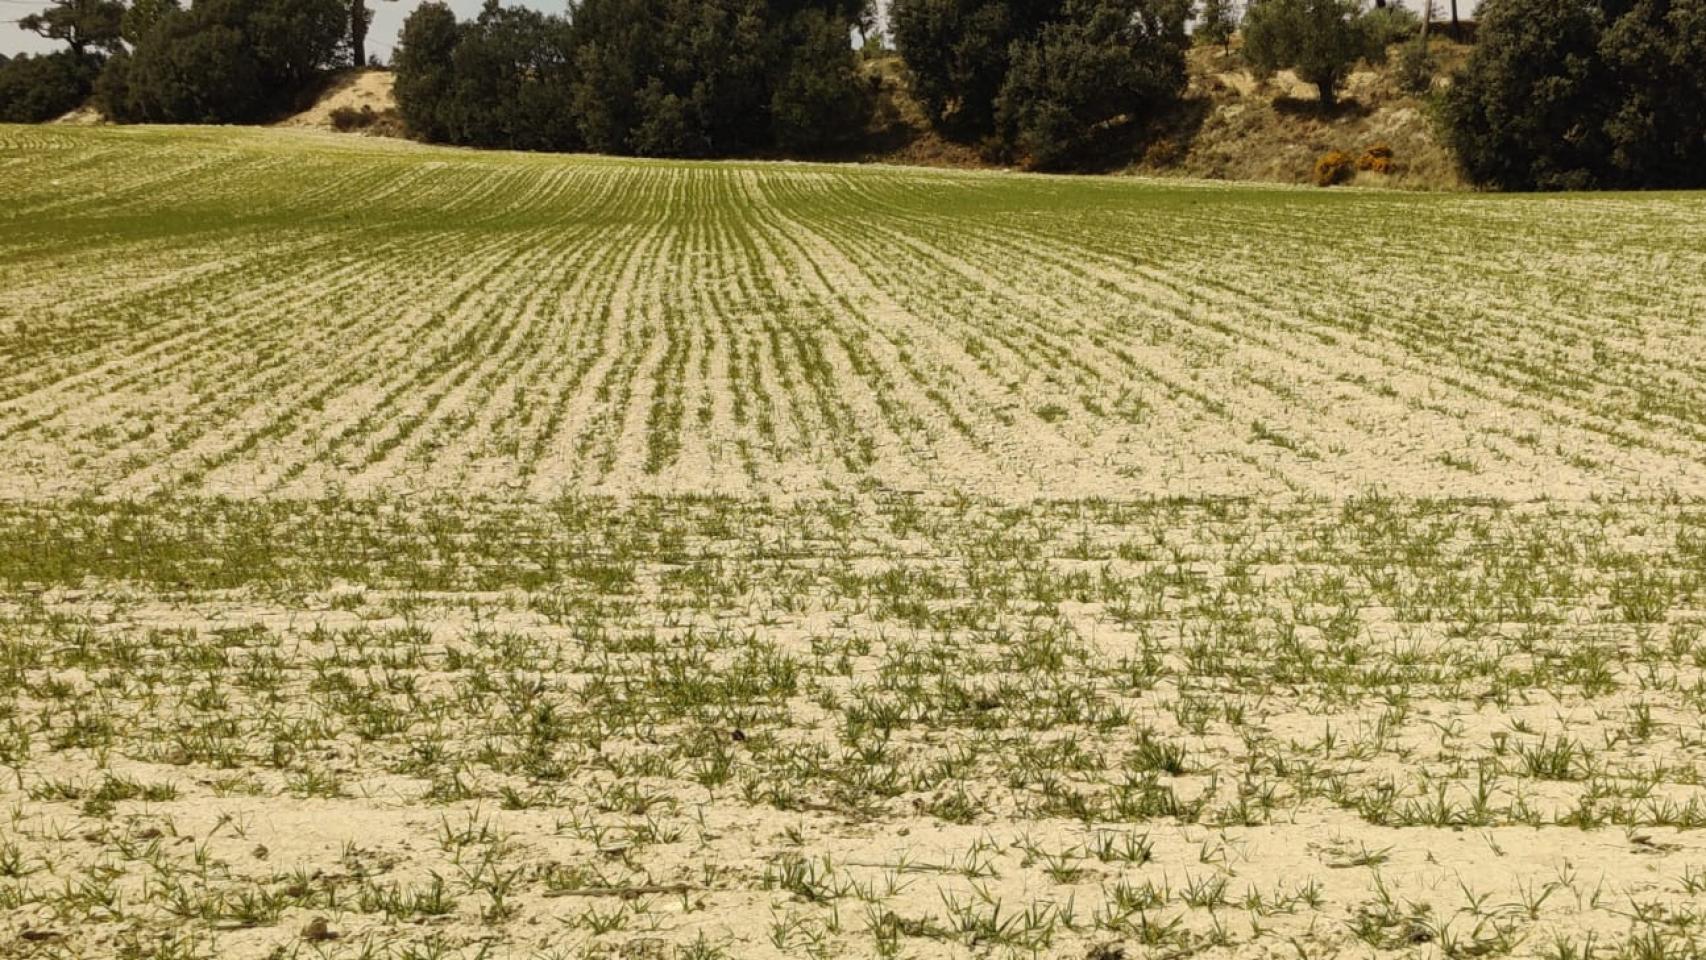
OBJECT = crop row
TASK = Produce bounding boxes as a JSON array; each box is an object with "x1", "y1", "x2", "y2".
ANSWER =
[{"x1": 4, "y1": 128, "x2": 1706, "y2": 500}]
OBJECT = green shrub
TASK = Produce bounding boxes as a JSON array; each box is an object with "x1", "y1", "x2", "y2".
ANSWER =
[
  {"x1": 328, "y1": 104, "x2": 376, "y2": 130},
  {"x1": 0, "y1": 52, "x2": 99, "y2": 122},
  {"x1": 0, "y1": 0, "x2": 121, "y2": 122},
  {"x1": 1363, "y1": 3, "x2": 1420, "y2": 47},
  {"x1": 892, "y1": 0, "x2": 1189, "y2": 168},
  {"x1": 1394, "y1": 36, "x2": 1434, "y2": 94},
  {"x1": 91, "y1": 48, "x2": 130, "y2": 117}
]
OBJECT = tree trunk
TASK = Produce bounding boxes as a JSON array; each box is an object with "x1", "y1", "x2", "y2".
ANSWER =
[
  {"x1": 1449, "y1": 0, "x2": 1459, "y2": 39},
  {"x1": 350, "y1": 0, "x2": 367, "y2": 67}
]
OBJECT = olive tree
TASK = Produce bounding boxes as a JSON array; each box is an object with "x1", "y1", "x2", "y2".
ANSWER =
[{"x1": 1242, "y1": 0, "x2": 1385, "y2": 107}]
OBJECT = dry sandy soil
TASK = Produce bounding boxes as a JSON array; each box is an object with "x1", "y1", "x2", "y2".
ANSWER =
[
  {"x1": 1, "y1": 126, "x2": 1705, "y2": 960},
  {"x1": 277, "y1": 70, "x2": 401, "y2": 135},
  {"x1": 1127, "y1": 42, "x2": 1475, "y2": 190}
]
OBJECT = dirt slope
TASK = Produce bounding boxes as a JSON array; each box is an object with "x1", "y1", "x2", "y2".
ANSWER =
[
  {"x1": 859, "y1": 41, "x2": 1472, "y2": 189},
  {"x1": 1134, "y1": 42, "x2": 1473, "y2": 190},
  {"x1": 49, "y1": 105, "x2": 104, "y2": 125},
  {"x1": 275, "y1": 68, "x2": 401, "y2": 134}
]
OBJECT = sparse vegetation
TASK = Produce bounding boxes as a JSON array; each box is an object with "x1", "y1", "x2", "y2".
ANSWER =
[
  {"x1": 2, "y1": 123, "x2": 1706, "y2": 956},
  {"x1": 1393, "y1": 33, "x2": 1435, "y2": 92},
  {"x1": 327, "y1": 103, "x2": 376, "y2": 130},
  {"x1": 3, "y1": 0, "x2": 1703, "y2": 191}
]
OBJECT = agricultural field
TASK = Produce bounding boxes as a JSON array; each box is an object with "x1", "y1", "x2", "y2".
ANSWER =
[{"x1": 1, "y1": 125, "x2": 1706, "y2": 960}]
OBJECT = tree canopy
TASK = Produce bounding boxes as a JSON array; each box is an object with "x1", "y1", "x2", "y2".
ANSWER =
[
  {"x1": 889, "y1": 0, "x2": 1188, "y2": 166},
  {"x1": 1444, "y1": 0, "x2": 1706, "y2": 189},
  {"x1": 0, "y1": 50, "x2": 100, "y2": 121},
  {"x1": 1241, "y1": 0, "x2": 1387, "y2": 107},
  {"x1": 0, "y1": 0, "x2": 123, "y2": 121},
  {"x1": 98, "y1": 0, "x2": 346, "y2": 122},
  {"x1": 20, "y1": 0, "x2": 126, "y2": 56},
  {"x1": 391, "y1": 0, "x2": 874, "y2": 157},
  {"x1": 996, "y1": 0, "x2": 1189, "y2": 168}
]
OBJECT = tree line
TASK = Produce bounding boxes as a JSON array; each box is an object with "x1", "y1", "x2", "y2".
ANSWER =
[
  {"x1": 1443, "y1": 0, "x2": 1705, "y2": 190},
  {"x1": 0, "y1": 0, "x2": 357, "y2": 123},
  {"x1": 392, "y1": 0, "x2": 875, "y2": 155},
  {"x1": 891, "y1": 0, "x2": 1703, "y2": 184},
  {"x1": 389, "y1": 0, "x2": 1196, "y2": 164},
  {"x1": 1, "y1": 0, "x2": 1702, "y2": 189}
]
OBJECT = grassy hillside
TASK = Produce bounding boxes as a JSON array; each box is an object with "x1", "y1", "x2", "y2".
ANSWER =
[{"x1": 3, "y1": 127, "x2": 1706, "y2": 960}]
